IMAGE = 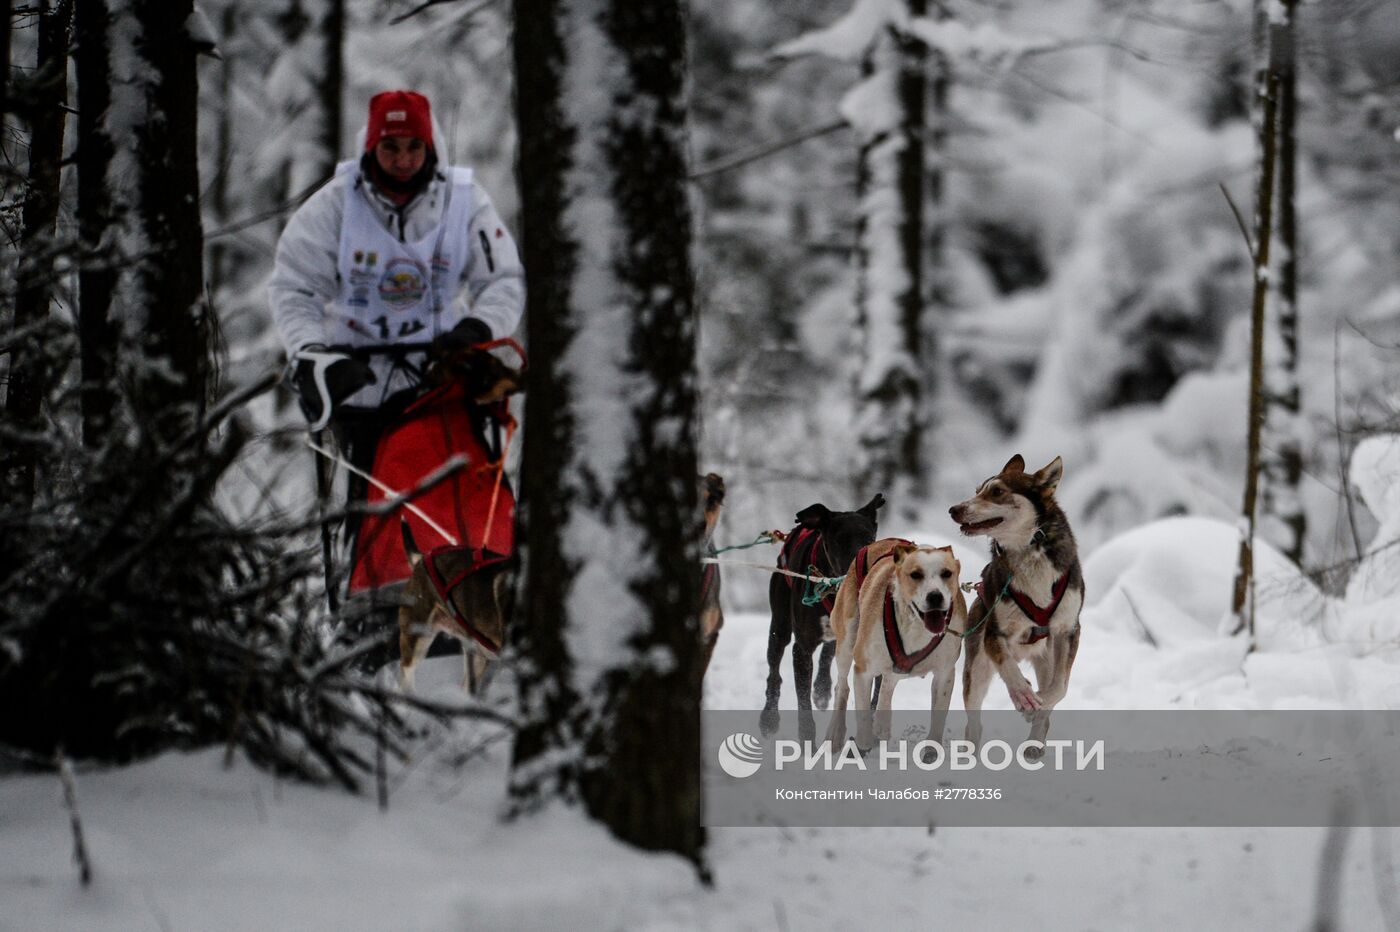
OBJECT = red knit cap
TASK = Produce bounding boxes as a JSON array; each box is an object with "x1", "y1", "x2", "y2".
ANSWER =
[{"x1": 365, "y1": 90, "x2": 433, "y2": 151}]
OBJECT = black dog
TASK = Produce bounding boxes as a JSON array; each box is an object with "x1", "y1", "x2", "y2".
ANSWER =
[{"x1": 761, "y1": 494, "x2": 885, "y2": 741}]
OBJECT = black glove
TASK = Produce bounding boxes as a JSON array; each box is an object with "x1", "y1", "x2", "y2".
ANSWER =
[
  {"x1": 293, "y1": 347, "x2": 377, "y2": 425},
  {"x1": 432, "y1": 318, "x2": 492, "y2": 358}
]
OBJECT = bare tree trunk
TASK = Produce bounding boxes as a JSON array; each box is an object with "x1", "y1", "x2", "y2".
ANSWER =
[
  {"x1": 208, "y1": 4, "x2": 237, "y2": 291},
  {"x1": 124, "y1": 0, "x2": 210, "y2": 426},
  {"x1": 1230, "y1": 3, "x2": 1280, "y2": 639},
  {"x1": 2, "y1": 0, "x2": 72, "y2": 511},
  {"x1": 510, "y1": 0, "x2": 705, "y2": 868},
  {"x1": 0, "y1": 0, "x2": 12, "y2": 125},
  {"x1": 75, "y1": 0, "x2": 119, "y2": 447},
  {"x1": 1261, "y1": 0, "x2": 1305, "y2": 566}
]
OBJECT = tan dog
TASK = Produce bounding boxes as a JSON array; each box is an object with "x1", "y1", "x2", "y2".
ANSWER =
[
  {"x1": 398, "y1": 523, "x2": 513, "y2": 694},
  {"x1": 949, "y1": 455, "x2": 1083, "y2": 756},
  {"x1": 698, "y1": 473, "x2": 726, "y2": 676},
  {"x1": 825, "y1": 540, "x2": 965, "y2": 753}
]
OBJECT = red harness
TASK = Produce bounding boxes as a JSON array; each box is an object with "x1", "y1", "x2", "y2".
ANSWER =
[
  {"x1": 1007, "y1": 572, "x2": 1071, "y2": 645},
  {"x1": 700, "y1": 560, "x2": 719, "y2": 605},
  {"x1": 778, "y1": 527, "x2": 836, "y2": 613},
  {"x1": 852, "y1": 542, "x2": 948, "y2": 675},
  {"x1": 422, "y1": 545, "x2": 511, "y2": 654}
]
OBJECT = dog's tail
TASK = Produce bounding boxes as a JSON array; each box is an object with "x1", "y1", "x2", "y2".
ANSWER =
[{"x1": 400, "y1": 518, "x2": 423, "y2": 569}]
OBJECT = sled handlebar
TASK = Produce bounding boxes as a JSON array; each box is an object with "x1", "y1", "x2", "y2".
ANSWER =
[{"x1": 325, "y1": 337, "x2": 527, "y2": 371}]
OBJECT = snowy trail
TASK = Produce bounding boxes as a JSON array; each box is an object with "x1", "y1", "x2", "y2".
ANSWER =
[{"x1": 6, "y1": 515, "x2": 1400, "y2": 930}]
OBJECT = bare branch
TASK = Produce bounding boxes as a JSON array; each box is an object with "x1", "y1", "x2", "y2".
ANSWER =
[
  {"x1": 56, "y1": 749, "x2": 93, "y2": 887},
  {"x1": 389, "y1": 0, "x2": 496, "y2": 27},
  {"x1": 689, "y1": 119, "x2": 848, "y2": 181},
  {"x1": 1218, "y1": 181, "x2": 1255, "y2": 261}
]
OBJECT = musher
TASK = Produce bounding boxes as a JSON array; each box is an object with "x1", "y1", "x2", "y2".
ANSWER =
[{"x1": 269, "y1": 90, "x2": 524, "y2": 662}]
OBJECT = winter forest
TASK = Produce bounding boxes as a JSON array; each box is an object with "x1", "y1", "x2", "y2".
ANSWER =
[{"x1": 3, "y1": 0, "x2": 1400, "y2": 928}]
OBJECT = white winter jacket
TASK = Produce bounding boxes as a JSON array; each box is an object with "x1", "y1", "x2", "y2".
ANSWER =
[{"x1": 269, "y1": 161, "x2": 525, "y2": 397}]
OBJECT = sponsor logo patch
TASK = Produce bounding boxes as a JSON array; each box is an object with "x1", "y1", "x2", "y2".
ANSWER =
[{"x1": 377, "y1": 257, "x2": 427, "y2": 310}]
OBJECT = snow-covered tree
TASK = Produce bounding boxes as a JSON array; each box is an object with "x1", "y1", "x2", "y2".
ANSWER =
[
  {"x1": 509, "y1": 0, "x2": 705, "y2": 866},
  {"x1": 776, "y1": 0, "x2": 934, "y2": 513}
]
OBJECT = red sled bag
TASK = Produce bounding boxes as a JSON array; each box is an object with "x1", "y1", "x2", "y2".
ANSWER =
[{"x1": 348, "y1": 381, "x2": 515, "y2": 593}]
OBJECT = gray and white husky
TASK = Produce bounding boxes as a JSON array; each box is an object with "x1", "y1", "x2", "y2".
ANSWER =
[{"x1": 949, "y1": 454, "x2": 1084, "y2": 756}]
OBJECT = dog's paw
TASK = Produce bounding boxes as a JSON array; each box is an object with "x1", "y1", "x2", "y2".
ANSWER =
[
  {"x1": 1008, "y1": 684, "x2": 1042, "y2": 715},
  {"x1": 759, "y1": 709, "x2": 780, "y2": 736},
  {"x1": 919, "y1": 742, "x2": 943, "y2": 766},
  {"x1": 1022, "y1": 742, "x2": 1045, "y2": 762}
]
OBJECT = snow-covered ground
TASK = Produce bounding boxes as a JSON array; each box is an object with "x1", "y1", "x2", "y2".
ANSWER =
[{"x1": 6, "y1": 507, "x2": 1400, "y2": 930}]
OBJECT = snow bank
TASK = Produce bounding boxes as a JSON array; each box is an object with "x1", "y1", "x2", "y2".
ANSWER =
[{"x1": 1083, "y1": 515, "x2": 1324, "y2": 652}]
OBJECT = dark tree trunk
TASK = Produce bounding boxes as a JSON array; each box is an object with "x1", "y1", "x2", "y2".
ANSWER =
[
  {"x1": 3, "y1": 0, "x2": 72, "y2": 511},
  {"x1": 0, "y1": 0, "x2": 12, "y2": 124},
  {"x1": 317, "y1": 0, "x2": 343, "y2": 179},
  {"x1": 508, "y1": 0, "x2": 580, "y2": 802},
  {"x1": 510, "y1": 0, "x2": 705, "y2": 869},
  {"x1": 1263, "y1": 0, "x2": 1305, "y2": 565},
  {"x1": 895, "y1": 0, "x2": 927, "y2": 484},
  {"x1": 208, "y1": 4, "x2": 237, "y2": 291},
  {"x1": 75, "y1": 0, "x2": 118, "y2": 446},
  {"x1": 130, "y1": 0, "x2": 210, "y2": 424}
]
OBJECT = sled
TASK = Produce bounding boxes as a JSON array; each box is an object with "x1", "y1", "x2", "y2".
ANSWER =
[{"x1": 309, "y1": 339, "x2": 525, "y2": 605}]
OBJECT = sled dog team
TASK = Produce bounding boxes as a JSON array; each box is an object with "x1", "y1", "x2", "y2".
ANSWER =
[
  {"x1": 764, "y1": 453, "x2": 1083, "y2": 754},
  {"x1": 396, "y1": 450, "x2": 1082, "y2": 753}
]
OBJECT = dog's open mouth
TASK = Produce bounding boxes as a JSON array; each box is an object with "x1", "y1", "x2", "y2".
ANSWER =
[
  {"x1": 959, "y1": 517, "x2": 1003, "y2": 534},
  {"x1": 921, "y1": 608, "x2": 950, "y2": 635}
]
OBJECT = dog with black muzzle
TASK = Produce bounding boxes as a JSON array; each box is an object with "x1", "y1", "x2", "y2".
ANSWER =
[
  {"x1": 949, "y1": 455, "x2": 1083, "y2": 756},
  {"x1": 761, "y1": 494, "x2": 885, "y2": 742},
  {"x1": 824, "y1": 540, "x2": 965, "y2": 754}
]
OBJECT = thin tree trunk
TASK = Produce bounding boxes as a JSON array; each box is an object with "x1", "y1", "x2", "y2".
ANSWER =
[
  {"x1": 0, "y1": 0, "x2": 12, "y2": 125},
  {"x1": 1230, "y1": 5, "x2": 1280, "y2": 639},
  {"x1": 511, "y1": 0, "x2": 705, "y2": 868},
  {"x1": 75, "y1": 0, "x2": 118, "y2": 447},
  {"x1": 208, "y1": 4, "x2": 237, "y2": 291},
  {"x1": 2, "y1": 0, "x2": 72, "y2": 509},
  {"x1": 1262, "y1": 0, "x2": 1305, "y2": 565},
  {"x1": 317, "y1": 0, "x2": 343, "y2": 179}
]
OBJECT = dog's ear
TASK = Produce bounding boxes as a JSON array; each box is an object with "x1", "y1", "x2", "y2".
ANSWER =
[
  {"x1": 892, "y1": 542, "x2": 917, "y2": 565},
  {"x1": 1002, "y1": 454, "x2": 1026, "y2": 475},
  {"x1": 1033, "y1": 456, "x2": 1064, "y2": 495},
  {"x1": 796, "y1": 503, "x2": 832, "y2": 529},
  {"x1": 701, "y1": 472, "x2": 725, "y2": 507},
  {"x1": 858, "y1": 493, "x2": 886, "y2": 519},
  {"x1": 401, "y1": 518, "x2": 423, "y2": 568}
]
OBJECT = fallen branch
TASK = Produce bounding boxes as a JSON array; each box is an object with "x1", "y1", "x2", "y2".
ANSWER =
[{"x1": 56, "y1": 748, "x2": 93, "y2": 887}]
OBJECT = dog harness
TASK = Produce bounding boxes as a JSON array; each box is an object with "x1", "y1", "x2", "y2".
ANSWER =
[
  {"x1": 700, "y1": 552, "x2": 719, "y2": 606},
  {"x1": 778, "y1": 527, "x2": 836, "y2": 613},
  {"x1": 422, "y1": 544, "x2": 511, "y2": 654},
  {"x1": 852, "y1": 542, "x2": 948, "y2": 675},
  {"x1": 1007, "y1": 572, "x2": 1071, "y2": 645}
]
